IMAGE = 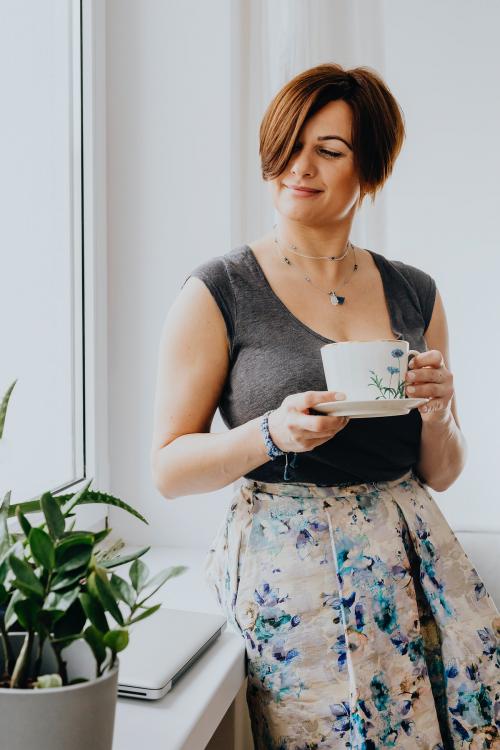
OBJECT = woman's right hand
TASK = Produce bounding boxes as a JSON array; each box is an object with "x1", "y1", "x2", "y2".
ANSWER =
[{"x1": 267, "y1": 391, "x2": 350, "y2": 454}]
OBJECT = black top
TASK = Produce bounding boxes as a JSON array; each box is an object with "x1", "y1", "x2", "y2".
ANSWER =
[{"x1": 182, "y1": 245, "x2": 437, "y2": 485}]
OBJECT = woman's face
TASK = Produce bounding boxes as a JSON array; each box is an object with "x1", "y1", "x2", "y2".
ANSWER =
[{"x1": 270, "y1": 99, "x2": 362, "y2": 224}]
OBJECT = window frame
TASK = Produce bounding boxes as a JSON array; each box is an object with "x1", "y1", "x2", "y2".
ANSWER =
[{"x1": 7, "y1": 0, "x2": 109, "y2": 533}]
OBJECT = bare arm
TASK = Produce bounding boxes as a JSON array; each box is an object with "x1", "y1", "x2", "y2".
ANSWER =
[
  {"x1": 150, "y1": 277, "x2": 272, "y2": 499},
  {"x1": 414, "y1": 289, "x2": 467, "y2": 491},
  {"x1": 151, "y1": 276, "x2": 349, "y2": 500}
]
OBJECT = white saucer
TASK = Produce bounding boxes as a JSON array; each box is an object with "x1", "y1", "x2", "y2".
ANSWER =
[{"x1": 313, "y1": 397, "x2": 430, "y2": 419}]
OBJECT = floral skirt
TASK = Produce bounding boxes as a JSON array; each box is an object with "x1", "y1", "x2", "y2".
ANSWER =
[{"x1": 204, "y1": 469, "x2": 500, "y2": 749}]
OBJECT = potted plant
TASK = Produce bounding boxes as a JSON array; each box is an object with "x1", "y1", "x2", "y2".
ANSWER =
[{"x1": 0, "y1": 380, "x2": 186, "y2": 749}]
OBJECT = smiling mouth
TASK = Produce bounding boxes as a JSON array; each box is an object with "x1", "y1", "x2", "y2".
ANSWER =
[{"x1": 285, "y1": 185, "x2": 321, "y2": 192}]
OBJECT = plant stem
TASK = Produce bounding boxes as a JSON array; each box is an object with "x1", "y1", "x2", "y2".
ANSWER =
[
  {"x1": 53, "y1": 643, "x2": 68, "y2": 685},
  {"x1": 10, "y1": 630, "x2": 35, "y2": 689},
  {"x1": 50, "y1": 633, "x2": 82, "y2": 646},
  {"x1": 0, "y1": 617, "x2": 15, "y2": 677},
  {"x1": 33, "y1": 633, "x2": 46, "y2": 678}
]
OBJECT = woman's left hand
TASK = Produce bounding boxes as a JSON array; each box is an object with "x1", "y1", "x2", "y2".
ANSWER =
[{"x1": 405, "y1": 349, "x2": 454, "y2": 422}]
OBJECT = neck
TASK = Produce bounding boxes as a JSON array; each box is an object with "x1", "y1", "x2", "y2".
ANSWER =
[
  {"x1": 272, "y1": 219, "x2": 356, "y2": 287},
  {"x1": 275, "y1": 219, "x2": 352, "y2": 259}
]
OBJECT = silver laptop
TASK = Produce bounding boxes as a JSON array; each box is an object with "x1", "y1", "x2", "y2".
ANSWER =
[{"x1": 117, "y1": 607, "x2": 227, "y2": 700}]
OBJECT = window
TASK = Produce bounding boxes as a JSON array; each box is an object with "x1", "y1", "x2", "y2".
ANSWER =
[{"x1": 1, "y1": 1, "x2": 107, "y2": 529}]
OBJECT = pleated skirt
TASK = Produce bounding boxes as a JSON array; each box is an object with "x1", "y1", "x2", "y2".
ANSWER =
[{"x1": 204, "y1": 469, "x2": 500, "y2": 749}]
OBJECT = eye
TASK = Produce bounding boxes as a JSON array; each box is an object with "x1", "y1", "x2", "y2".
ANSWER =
[
  {"x1": 291, "y1": 143, "x2": 343, "y2": 158},
  {"x1": 319, "y1": 149, "x2": 343, "y2": 158}
]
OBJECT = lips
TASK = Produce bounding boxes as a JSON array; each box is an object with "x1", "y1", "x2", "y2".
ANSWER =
[{"x1": 285, "y1": 185, "x2": 321, "y2": 193}]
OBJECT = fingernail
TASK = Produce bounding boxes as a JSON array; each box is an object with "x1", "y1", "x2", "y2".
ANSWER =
[{"x1": 335, "y1": 393, "x2": 346, "y2": 400}]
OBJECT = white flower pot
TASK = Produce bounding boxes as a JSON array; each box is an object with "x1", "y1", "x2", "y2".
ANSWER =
[{"x1": 0, "y1": 633, "x2": 118, "y2": 750}]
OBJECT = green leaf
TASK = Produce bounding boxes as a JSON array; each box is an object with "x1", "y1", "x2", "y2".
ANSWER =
[
  {"x1": 50, "y1": 567, "x2": 87, "y2": 592},
  {"x1": 99, "y1": 546, "x2": 150, "y2": 570},
  {"x1": 0, "y1": 559, "x2": 7, "y2": 586},
  {"x1": 37, "y1": 609, "x2": 58, "y2": 634},
  {"x1": 29, "y1": 528, "x2": 55, "y2": 570},
  {"x1": 0, "y1": 490, "x2": 10, "y2": 512},
  {"x1": 41, "y1": 492, "x2": 65, "y2": 539},
  {"x1": 0, "y1": 379, "x2": 16, "y2": 439},
  {"x1": 110, "y1": 573, "x2": 136, "y2": 608},
  {"x1": 44, "y1": 588, "x2": 80, "y2": 621},
  {"x1": 103, "y1": 628, "x2": 129, "y2": 652},
  {"x1": 15, "y1": 505, "x2": 32, "y2": 538},
  {"x1": 0, "y1": 538, "x2": 23, "y2": 573},
  {"x1": 72, "y1": 490, "x2": 149, "y2": 526},
  {"x1": 55, "y1": 544, "x2": 92, "y2": 574},
  {"x1": 4, "y1": 589, "x2": 24, "y2": 629},
  {"x1": 9, "y1": 490, "x2": 148, "y2": 526},
  {"x1": 139, "y1": 565, "x2": 187, "y2": 604},
  {"x1": 53, "y1": 598, "x2": 86, "y2": 639},
  {"x1": 84, "y1": 625, "x2": 107, "y2": 667},
  {"x1": 88, "y1": 570, "x2": 124, "y2": 626},
  {"x1": 0, "y1": 583, "x2": 8, "y2": 605},
  {"x1": 0, "y1": 490, "x2": 12, "y2": 558},
  {"x1": 59, "y1": 478, "x2": 93, "y2": 517},
  {"x1": 129, "y1": 558, "x2": 149, "y2": 594},
  {"x1": 9, "y1": 554, "x2": 44, "y2": 599},
  {"x1": 129, "y1": 603, "x2": 162, "y2": 625},
  {"x1": 14, "y1": 598, "x2": 41, "y2": 629},
  {"x1": 57, "y1": 532, "x2": 95, "y2": 547},
  {"x1": 79, "y1": 592, "x2": 109, "y2": 633},
  {"x1": 93, "y1": 528, "x2": 112, "y2": 545}
]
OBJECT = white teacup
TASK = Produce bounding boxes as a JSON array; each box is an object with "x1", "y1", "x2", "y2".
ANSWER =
[{"x1": 320, "y1": 340, "x2": 420, "y2": 402}]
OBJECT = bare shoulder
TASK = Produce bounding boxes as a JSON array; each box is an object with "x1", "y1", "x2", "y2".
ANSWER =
[
  {"x1": 150, "y1": 276, "x2": 230, "y2": 458},
  {"x1": 173, "y1": 271, "x2": 231, "y2": 330}
]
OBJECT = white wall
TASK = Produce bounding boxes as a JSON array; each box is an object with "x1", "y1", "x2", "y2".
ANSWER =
[
  {"x1": 106, "y1": 1, "x2": 500, "y2": 549},
  {"x1": 106, "y1": 0, "x2": 232, "y2": 546},
  {"x1": 382, "y1": 0, "x2": 500, "y2": 532}
]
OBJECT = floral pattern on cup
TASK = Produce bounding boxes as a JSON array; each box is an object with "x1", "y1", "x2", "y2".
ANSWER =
[{"x1": 368, "y1": 347, "x2": 407, "y2": 399}]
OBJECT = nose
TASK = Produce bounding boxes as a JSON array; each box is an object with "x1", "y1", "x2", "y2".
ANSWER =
[{"x1": 289, "y1": 148, "x2": 315, "y2": 178}]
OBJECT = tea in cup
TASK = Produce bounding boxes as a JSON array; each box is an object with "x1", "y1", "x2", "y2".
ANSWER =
[{"x1": 320, "y1": 340, "x2": 420, "y2": 402}]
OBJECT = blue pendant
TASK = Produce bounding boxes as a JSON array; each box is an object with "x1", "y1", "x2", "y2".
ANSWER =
[{"x1": 329, "y1": 292, "x2": 345, "y2": 305}]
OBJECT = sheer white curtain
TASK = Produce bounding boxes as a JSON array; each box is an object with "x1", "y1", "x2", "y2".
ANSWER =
[{"x1": 230, "y1": 0, "x2": 387, "y2": 251}]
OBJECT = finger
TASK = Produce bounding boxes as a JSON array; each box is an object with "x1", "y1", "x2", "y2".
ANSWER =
[
  {"x1": 406, "y1": 367, "x2": 448, "y2": 384},
  {"x1": 406, "y1": 383, "x2": 444, "y2": 398},
  {"x1": 302, "y1": 431, "x2": 347, "y2": 448},
  {"x1": 294, "y1": 412, "x2": 348, "y2": 435},
  {"x1": 409, "y1": 350, "x2": 444, "y2": 370},
  {"x1": 302, "y1": 420, "x2": 350, "y2": 440},
  {"x1": 299, "y1": 391, "x2": 346, "y2": 410}
]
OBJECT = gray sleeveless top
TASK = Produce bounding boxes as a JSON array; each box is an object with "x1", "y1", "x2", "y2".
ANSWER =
[{"x1": 182, "y1": 245, "x2": 436, "y2": 485}]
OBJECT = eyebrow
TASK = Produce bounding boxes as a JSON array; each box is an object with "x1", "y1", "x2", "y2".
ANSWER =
[{"x1": 317, "y1": 135, "x2": 352, "y2": 150}]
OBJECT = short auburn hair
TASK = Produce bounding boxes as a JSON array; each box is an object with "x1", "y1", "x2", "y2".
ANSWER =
[{"x1": 259, "y1": 63, "x2": 405, "y2": 202}]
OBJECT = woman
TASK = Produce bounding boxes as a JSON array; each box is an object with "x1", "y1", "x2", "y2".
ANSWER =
[{"x1": 151, "y1": 64, "x2": 499, "y2": 749}]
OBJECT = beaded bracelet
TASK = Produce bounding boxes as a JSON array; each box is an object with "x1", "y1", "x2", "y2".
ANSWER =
[{"x1": 259, "y1": 410, "x2": 285, "y2": 459}]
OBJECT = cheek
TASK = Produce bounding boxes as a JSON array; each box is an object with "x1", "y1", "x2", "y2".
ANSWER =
[
  {"x1": 333, "y1": 165, "x2": 361, "y2": 197},
  {"x1": 335, "y1": 161, "x2": 358, "y2": 183}
]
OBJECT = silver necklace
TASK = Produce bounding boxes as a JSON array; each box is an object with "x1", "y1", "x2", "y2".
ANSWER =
[
  {"x1": 272, "y1": 222, "x2": 351, "y2": 261},
  {"x1": 273, "y1": 231, "x2": 358, "y2": 306}
]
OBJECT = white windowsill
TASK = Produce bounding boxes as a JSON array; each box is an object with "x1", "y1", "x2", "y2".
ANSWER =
[{"x1": 112, "y1": 545, "x2": 246, "y2": 750}]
